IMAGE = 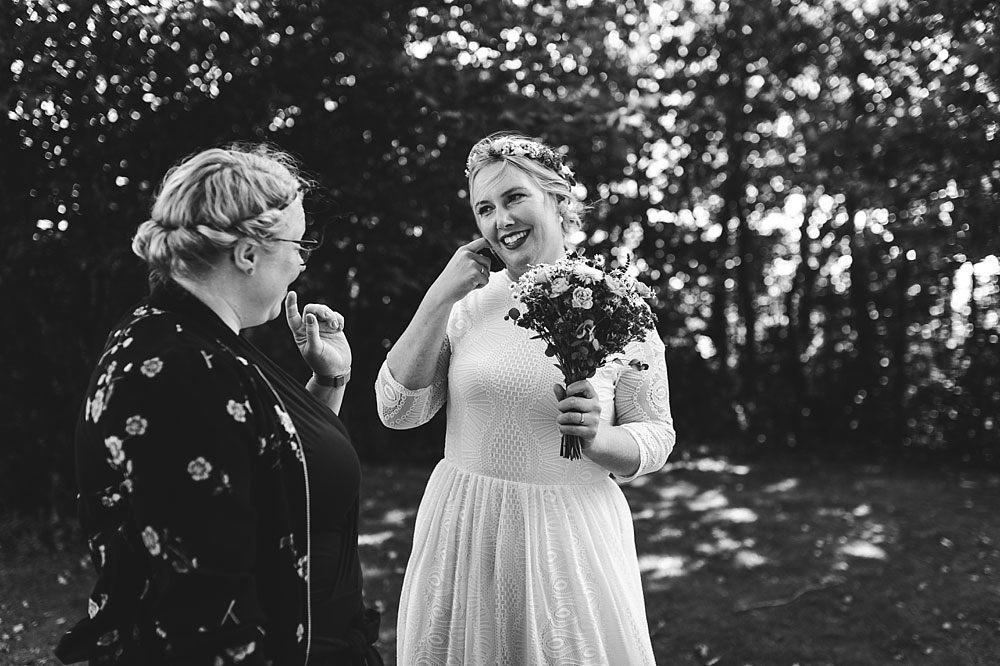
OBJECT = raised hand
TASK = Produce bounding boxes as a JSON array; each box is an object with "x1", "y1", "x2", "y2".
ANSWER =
[
  {"x1": 426, "y1": 237, "x2": 493, "y2": 305},
  {"x1": 284, "y1": 290, "x2": 352, "y2": 378}
]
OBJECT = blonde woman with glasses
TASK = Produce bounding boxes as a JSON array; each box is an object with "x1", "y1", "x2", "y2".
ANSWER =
[{"x1": 57, "y1": 144, "x2": 383, "y2": 666}]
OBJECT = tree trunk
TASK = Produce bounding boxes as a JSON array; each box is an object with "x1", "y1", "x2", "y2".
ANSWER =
[
  {"x1": 786, "y1": 200, "x2": 816, "y2": 445},
  {"x1": 734, "y1": 196, "x2": 757, "y2": 407},
  {"x1": 717, "y1": 26, "x2": 755, "y2": 442},
  {"x1": 707, "y1": 243, "x2": 731, "y2": 380},
  {"x1": 893, "y1": 257, "x2": 910, "y2": 449},
  {"x1": 967, "y1": 260, "x2": 980, "y2": 340},
  {"x1": 846, "y1": 204, "x2": 878, "y2": 449}
]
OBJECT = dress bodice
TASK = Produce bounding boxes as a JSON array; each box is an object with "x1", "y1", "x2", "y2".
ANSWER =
[{"x1": 443, "y1": 273, "x2": 614, "y2": 484}]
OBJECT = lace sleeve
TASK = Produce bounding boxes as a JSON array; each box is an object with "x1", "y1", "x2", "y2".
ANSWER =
[
  {"x1": 612, "y1": 330, "x2": 676, "y2": 482},
  {"x1": 375, "y1": 337, "x2": 451, "y2": 430}
]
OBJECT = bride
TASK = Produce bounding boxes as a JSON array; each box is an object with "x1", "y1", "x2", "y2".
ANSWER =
[{"x1": 376, "y1": 132, "x2": 675, "y2": 665}]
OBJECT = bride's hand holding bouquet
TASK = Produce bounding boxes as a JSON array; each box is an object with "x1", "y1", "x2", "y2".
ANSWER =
[{"x1": 506, "y1": 252, "x2": 657, "y2": 459}]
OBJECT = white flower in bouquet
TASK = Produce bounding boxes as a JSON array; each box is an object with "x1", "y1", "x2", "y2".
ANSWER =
[
  {"x1": 571, "y1": 286, "x2": 594, "y2": 310},
  {"x1": 572, "y1": 263, "x2": 605, "y2": 283},
  {"x1": 551, "y1": 276, "x2": 571, "y2": 295}
]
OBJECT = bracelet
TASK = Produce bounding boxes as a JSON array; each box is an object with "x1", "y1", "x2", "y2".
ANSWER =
[{"x1": 312, "y1": 369, "x2": 350, "y2": 387}]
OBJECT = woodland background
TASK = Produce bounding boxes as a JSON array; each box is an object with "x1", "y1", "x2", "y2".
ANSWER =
[{"x1": 1, "y1": 0, "x2": 998, "y2": 522}]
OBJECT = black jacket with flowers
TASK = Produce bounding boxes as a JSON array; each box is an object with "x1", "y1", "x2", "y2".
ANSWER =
[{"x1": 56, "y1": 285, "x2": 314, "y2": 666}]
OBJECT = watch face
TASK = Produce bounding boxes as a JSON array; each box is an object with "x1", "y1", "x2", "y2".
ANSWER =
[{"x1": 315, "y1": 371, "x2": 349, "y2": 387}]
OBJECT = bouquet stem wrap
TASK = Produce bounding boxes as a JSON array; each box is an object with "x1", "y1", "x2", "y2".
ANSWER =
[
  {"x1": 506, "y1": 252, "x2": 657, "y2": 460},
  {"x1": 559, "y1": 367, "x2": 590, "y2": 460}
]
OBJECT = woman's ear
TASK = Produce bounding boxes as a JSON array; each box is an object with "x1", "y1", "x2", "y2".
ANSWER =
[
  {"x1": 556, "y1": 196, "x2": 571, "y2": 231},
  {"x1": 232, "y1": 237, "x2": 258, "y2": 275}
]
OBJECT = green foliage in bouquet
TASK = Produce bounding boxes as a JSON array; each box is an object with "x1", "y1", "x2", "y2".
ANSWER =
[{"x1": 505, "y1": 252, "x2": 658, "y2": 459}]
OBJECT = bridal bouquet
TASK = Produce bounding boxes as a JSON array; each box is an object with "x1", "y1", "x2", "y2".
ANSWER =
[{"x1": 506, "y1": 252, "x2": 658, "y2": 459}]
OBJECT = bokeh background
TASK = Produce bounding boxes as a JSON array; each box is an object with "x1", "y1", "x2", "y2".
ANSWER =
[
  {"x1": 1, "y1": 1, "x2": 999, "y2": 663},
  {"x1": 3, "y1": 0, "x2": 997, "y2": 519}
]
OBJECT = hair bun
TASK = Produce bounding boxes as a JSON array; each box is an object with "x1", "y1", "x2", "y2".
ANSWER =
[
  {"x1": 134, "y1": 144, "x2": 307, "y2": 280},
  {"x1": 131, "y1": 219, "x2": 170, "y2": 270},
  {"x1": 133, "y1": 219, "x2": 211, "y2": 276}
]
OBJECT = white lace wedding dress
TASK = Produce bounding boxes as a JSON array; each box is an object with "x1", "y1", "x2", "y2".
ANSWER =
[{"x1": 376, "y1": 270, "x2": 675, "y2": 666}]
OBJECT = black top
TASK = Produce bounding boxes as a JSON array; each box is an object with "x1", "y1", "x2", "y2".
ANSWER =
[
  {"x1": 56, "y1": 281, "x2": 368, "y2": 666},
  {"x1": 235, "y1": 318, "x2": 365, "y2": 651}
]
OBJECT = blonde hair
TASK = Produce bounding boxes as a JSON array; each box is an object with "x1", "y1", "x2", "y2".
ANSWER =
[
  {"x1": 132, "y1": 144, "x2": 308, "y2": 280},
  {"x1": 466, "y1": 133, "x2": 586, "y2": 232}
]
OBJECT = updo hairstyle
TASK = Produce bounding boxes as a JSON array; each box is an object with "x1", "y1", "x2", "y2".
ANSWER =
[
  {"x1": 132, "y1": 144, "x2": 308, "y2": 280},
  {"x1": 466, "y1": 132, "x2": 585, "y2": 232}
]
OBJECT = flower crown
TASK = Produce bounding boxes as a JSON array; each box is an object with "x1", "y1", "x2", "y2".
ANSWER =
[{"x1": 465, "y1": 135, "x2": 576, "y2": 185}]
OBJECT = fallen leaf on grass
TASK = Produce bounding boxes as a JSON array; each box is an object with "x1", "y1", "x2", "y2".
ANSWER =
[{"x1": 693, "y1": 642, "x2": 722, "y2": 665}]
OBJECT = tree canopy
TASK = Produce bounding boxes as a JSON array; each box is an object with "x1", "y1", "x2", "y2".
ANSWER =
[{"x1": 2, "y1": 0, "x2": 997, "y2": 516}]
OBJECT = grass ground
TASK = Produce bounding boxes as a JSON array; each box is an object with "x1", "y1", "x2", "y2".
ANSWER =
[{"x1": 2, "y1": 457, "x2": 998, "y2": 666}]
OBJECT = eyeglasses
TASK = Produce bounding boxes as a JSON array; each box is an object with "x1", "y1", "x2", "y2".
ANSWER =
[{"x1": 268, "y1": 235, "x2": 323, "y2": 263}]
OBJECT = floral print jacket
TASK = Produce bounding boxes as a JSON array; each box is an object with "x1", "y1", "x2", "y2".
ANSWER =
[{"x1": 57, "y1": 285, "x2": 313, "y2": 666}]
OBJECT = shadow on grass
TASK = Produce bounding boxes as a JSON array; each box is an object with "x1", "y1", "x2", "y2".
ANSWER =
[
  {"x1": 627, "y1": 457, "x2": 1000, "y2": 666},
  {"x1": 3, "y1": 457, "x2": 999, "y2": 666}
]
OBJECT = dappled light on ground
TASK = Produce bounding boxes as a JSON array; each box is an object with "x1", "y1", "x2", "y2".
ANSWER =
[
  {"x1": 709, "y1": 506, "x2": 759, "y2": 523},
  {"x1": 638, "y1": 553, "x2": 694, "y2": 579},
  {"x1": 687, "y1": 488, "x2": 730, "y2": 512},
  {"x1": 618, "y1": 457, "x2": 1000, "y2": 665},
  {"x1": 357, "y1": 531, "x2": 394, "y2": 547},
  {"x1": 648, "y1": 477, "x2": 700, "y2": 500},
  {"x1": 378, "y1": 508, "x2": 416, "y2": 525},
  {"x1": 3, "y1": 460, "x2": 999, "y2": 665},
  {"x1": 763, "y1": 477, "x2": 800, "y2": 493},
  {"x1": 659, "y1": 457, "x2": 752, "y2": 475},
  {"x1": 838, "y1": 539, "x2": 888, "y2": 560}
]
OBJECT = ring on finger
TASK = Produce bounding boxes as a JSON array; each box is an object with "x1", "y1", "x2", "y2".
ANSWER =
[{"x1": 578, "y1": 411, "x2": 585, "y2": 425}]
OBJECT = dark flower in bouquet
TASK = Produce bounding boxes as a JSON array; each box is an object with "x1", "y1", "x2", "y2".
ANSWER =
[{"x1": 505, "y1": 252, "x2": 658, "y2": 459}]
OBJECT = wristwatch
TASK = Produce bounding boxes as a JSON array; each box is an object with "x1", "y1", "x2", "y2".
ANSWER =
[{"x1": 313, "y1": 369, "x2": 351, "y2": 387}]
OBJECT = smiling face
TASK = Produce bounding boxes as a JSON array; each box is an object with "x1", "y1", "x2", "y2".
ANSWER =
[{"x1": 471, "y1": 161, "x2": 566, "y2": 279}]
